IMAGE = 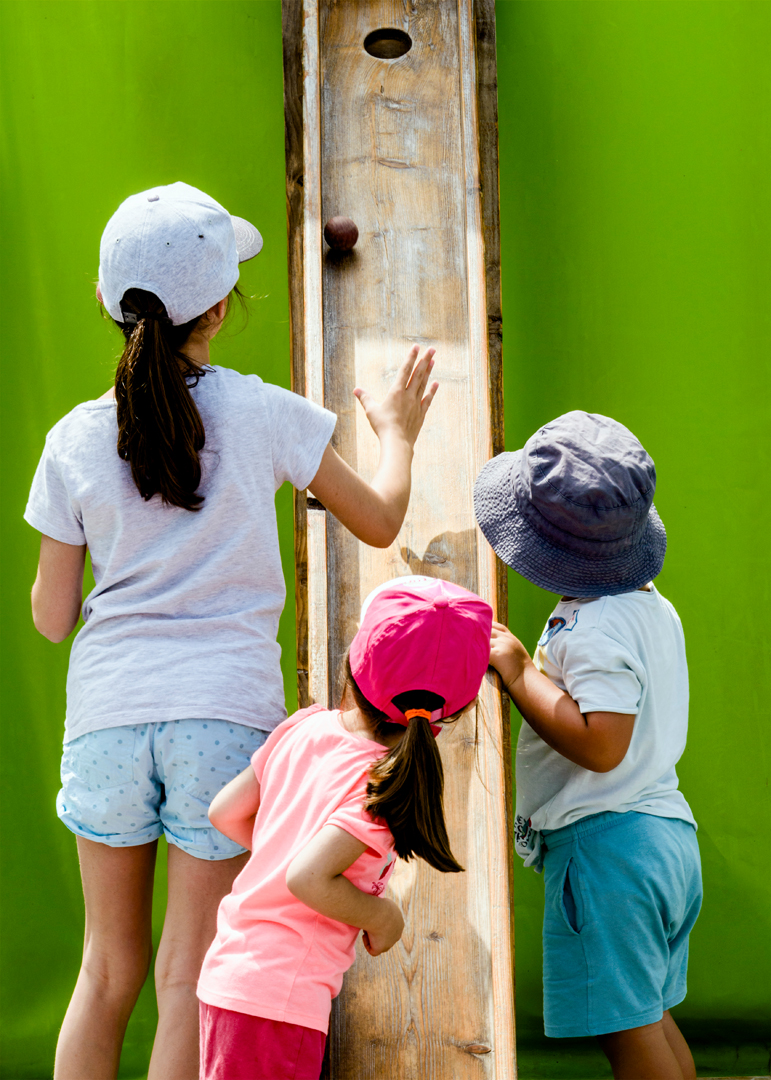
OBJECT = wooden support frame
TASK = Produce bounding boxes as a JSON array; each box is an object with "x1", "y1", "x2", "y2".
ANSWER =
[{"x1": 282, "y1": 2, "x2": 514, "y2": 1076}]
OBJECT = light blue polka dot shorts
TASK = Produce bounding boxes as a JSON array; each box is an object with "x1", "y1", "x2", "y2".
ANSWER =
[{"x1": 57, "y1": 720, "x2": 269, "y2": 860}]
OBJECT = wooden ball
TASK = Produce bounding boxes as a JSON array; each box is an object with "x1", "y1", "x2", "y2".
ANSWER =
[{"x1": 324, "y1": 216, "x2": 359, "y2": 251}]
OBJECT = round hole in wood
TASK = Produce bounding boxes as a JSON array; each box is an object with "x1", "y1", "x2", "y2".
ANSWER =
[{"x1": 363, "y1": 28, "x2": 412, "y2": 60}]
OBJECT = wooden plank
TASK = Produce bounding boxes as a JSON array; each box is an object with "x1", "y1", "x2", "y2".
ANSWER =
[
  {"x1": 472, "y1": 0, "x2": 516, "y2": 1033},
  {"x1": 282, "y1": 0, "x2": 310, "y2": 707},
  {"x1": 282, "y1": 2, "x2": 515, "y2": 1076},
  {"x1": 301, "y1": 0, "x2": 329, "y2": 710}
]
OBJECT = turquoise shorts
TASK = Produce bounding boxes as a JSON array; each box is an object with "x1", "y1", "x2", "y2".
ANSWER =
[
  {"x1": 541, "y1": 811, "x2": 702, "y2": 1038},
  {"x1": 57, "y1": 719, "x2": 269, "y2": 861}
]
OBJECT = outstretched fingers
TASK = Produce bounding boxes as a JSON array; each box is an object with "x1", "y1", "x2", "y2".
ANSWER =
[
  {"x1": 405, "y1": 346, "x2": 436, "y2": 398},
  {"x1": 420, "y1": 378, "x2": 439, "y2": 415},
  {"x1": 395, "y1": 345, "x2": 421, "y2": 389}
]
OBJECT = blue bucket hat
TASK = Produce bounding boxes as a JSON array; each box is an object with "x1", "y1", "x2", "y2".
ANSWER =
[{"x1": 474, "y1": 411, "x2": 667, "y2": 597}]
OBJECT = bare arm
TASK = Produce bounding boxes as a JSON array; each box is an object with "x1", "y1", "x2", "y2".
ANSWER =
[
  {"x1": 286, "y1": 825, "x2": 403, "y2": 956},
  {"x1": 307, "y1": 346, "x2": 438, "y2": 548},
  {"x1": 31, "y1": 535, "x2": 87, "y2": 643},
  {"x1": 489, "y1": 622, "x2": 635, "y2": 773},
  {"x1": 208, "y1": 766, "x2": 261, "y2": 850}
]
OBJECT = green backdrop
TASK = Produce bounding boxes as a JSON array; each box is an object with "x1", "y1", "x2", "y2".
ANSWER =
[{"x1": 1, "y1": 3, "x2": 768, "y2": 1079}]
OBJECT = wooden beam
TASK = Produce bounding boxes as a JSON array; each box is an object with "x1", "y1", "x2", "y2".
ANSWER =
[{"x1": 282, "y1": 2, "x2": 515, "y2": 1076}]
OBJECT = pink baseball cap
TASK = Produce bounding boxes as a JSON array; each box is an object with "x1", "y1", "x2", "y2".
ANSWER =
[{"x1": 349, "y1": 576, "x2": 493, "y2": 728}]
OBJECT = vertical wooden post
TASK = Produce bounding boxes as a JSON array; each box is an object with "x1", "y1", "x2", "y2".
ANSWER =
[{"x1": 282, "y1": 2, "x2": 515, "y2": 1076}]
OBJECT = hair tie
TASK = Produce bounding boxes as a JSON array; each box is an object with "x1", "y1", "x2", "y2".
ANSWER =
[
  {"x1": 121, "y1": 308, "x2": 170, "y2": 327},
  {"x1": 403, "y1": 708, "x2": 433, "y2": 722}
]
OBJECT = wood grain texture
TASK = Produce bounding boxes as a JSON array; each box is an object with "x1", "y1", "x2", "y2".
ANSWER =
[
  {"x1": 282, "y1": 0, "x2": 310, "y2": 706},
  {"x1": 472, "y1": 0, "x2": 515, "y2": 1015},
  {"x1": 283, "y1": 1, "x2": 515, "y2": 1075},
  {"x1": 298, "y1": 0, "x2": 330, "y2": 707}
]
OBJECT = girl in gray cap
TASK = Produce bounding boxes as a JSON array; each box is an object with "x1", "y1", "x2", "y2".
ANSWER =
[
  {"x1": 24, "y1": 182, "x2": 437, "y2": 1080},
  {"x1": 475, "y1": 411, "x2": 702, "y2": 1080}
]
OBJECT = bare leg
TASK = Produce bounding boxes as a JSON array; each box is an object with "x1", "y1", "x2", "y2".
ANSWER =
[
  {"x1": 147, "y1": 844, "x2": 249, "y2": 1080},
  {"x1": 597, "y1": 1017, "x2": 685, "y2": 1080},
  {"x1": 662, "y1": 1010, "x2": 697, "y2": 1080},
  {"x1": 55, "y1": 838, "x2": 157, "y2": 1080}
]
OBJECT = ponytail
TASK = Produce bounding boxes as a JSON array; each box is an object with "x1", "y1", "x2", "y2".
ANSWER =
[
  {"x1": 344, "y1": 656, "x2": 464, "y2": 874},
  {"x1": 114, "y1": 288, "x2": 207, "y2": 511}
]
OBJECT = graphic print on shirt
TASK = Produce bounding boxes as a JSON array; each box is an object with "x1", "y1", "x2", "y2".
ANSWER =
[
  {"x1": 514, "y1": 814, "x2": 535, "y2": 854},
  {"x1": 370, "y1": 852, "x2": 394, "y2": 896},
  {"x1": 537, "y1": 608, "x2": 580, "y2": 648}
]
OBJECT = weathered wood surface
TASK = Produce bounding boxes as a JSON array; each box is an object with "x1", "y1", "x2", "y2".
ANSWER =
[
  {"x1": 282, "y1": 1, "x2": 515, "y2": 1076},
  {"x1": 282, "y1": 0, "x2": 311, "y2": 707}
]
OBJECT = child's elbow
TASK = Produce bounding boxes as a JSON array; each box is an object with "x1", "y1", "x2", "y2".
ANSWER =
[
  {"x1": 32, "y1": 612, "x2": 72, "y2": 643},
  {"x1": 589, "y1": 760, "x2": 619, "y2": 774},
  {"x1": 285, "y1": 855, "x2": 321, "y2": 904},
  {"x1": 31, "y1": 592, "x2": 79, "y2": 643},
  {"x1": 355, "y1": 511, "x2": 401, "y2": 548},
  {"x1": 369, "y1": 527, "x2": 399, "y2": 549},
  {"x1": 586, "y1": 747, "x2": 627, "y2": 773},
  {"x1": 285, "y1": 860, "x2": 306, "y2": 900},
  {"x1": 207, "y1": 799, "x2": 227, "y2": 832}
]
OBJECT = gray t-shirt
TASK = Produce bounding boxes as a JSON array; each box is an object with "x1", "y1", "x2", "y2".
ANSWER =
[
  {"x1": 24, "y1": 366, "x2": 336, "y2": 743},
  {"x1": 515, "y1": 586, "x2": 696, "y2": 869}
]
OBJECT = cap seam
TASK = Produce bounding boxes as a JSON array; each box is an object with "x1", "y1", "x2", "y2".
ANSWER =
[{"x1": 427, "y1": 598, "x2": 450, "y2": 714}]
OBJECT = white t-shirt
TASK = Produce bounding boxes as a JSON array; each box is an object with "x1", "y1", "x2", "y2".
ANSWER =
[
  {"x1": 515, "y1": 586, "x2": 696, "y2": 869},
  {"x1": 24, "y1": 366, "x2": 336, "y2": 743}
]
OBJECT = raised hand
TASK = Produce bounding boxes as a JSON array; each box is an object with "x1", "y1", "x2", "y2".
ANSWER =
[
  {"x1": 353, "y1": 345, "x2": 438, "y2": 450},
  {"x1": 308, "y1": 345, "x2": 440, "y2": 547}
]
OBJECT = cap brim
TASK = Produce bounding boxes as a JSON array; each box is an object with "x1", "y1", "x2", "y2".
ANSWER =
[
  {"x1": 232, "y1": 216, "x2": 263, "y2": 261},
  {"x1": 474, "y1": 451, "x2": 667, "y2": 597}
]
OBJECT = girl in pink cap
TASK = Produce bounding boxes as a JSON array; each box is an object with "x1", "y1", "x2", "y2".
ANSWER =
[{"x1": 196, "y1": 576, "x2": 492, "y2": 1080}]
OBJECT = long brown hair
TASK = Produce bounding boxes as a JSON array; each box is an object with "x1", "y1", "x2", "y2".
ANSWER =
[
  {"x1": 113, "y1": 288, "x2": 209, "y2": 511},
  {"x1": 344, "y1": 655, "x2": 464, "y2": 874}
]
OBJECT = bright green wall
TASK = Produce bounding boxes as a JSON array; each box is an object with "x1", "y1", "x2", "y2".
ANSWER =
[
  {"x1": 0, "y1": 4, "x2": 292, "y2": 1077},
  {"x1": 1, "y1": 3, "x2": 769, "y2": 1079},
  {"x1": 496, "y1": 2, "x2": 771, "y2": 1077}
]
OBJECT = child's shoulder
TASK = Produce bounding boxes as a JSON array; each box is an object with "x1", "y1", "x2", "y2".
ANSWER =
[
  {"x1": 266, "y1": 704, "x2": 329, "y2": 740},
  {"x1": 206, "y1": 367, "x2": 323, "y2": 419},
  {"x1": 545, "y1": 587, "x2": 680, "y2": 654},
  {"x1": 249, "y1": 708, "x2": 328, "y2": 777},
  {"x1": 596, "y1": 586, "x2": 682, "y2": 636},
  {"x1": 198, "y1": 365, "x2": 264, "y2": 409},
  {"x1": 43, "y1": 398, "x2": 117, "y2": 456}
]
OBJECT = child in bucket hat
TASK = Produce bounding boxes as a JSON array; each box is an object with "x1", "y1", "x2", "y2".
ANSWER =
[
  {"x1": 475, "y1": 412, "x2": 702, "y2": 1080},
  {"x1": 196, "y1": 577, "x2": 492, "y2": 1079}
]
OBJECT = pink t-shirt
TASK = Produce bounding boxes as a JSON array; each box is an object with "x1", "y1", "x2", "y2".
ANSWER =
[{"x1": 197, "y1": 706, "x2": 396, "y2": 1033}]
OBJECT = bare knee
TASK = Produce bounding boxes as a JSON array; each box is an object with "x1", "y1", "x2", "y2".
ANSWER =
[
  {"x1": 154, "y1": 948, "x2": 204, "y2": 998},
  {"x1": 81, "y1": 937, "x2": 152, "y2": 1004}
]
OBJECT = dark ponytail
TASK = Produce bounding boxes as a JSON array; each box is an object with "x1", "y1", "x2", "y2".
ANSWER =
[
  {"x1": 344, "y1": 655, "x2": 464, "y2": 874},
  {"x1": 114, "y1": 288, "x2": 207, "y2": 511}
]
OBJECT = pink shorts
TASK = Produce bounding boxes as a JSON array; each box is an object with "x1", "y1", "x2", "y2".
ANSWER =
[{"x1": 199, "y1": 1002, "x2": 326, "y2": 1080}]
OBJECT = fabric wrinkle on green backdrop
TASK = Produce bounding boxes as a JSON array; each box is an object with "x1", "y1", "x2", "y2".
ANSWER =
[{"x1": 1, "y1": 2, "x2": 769, "y2": 1079}]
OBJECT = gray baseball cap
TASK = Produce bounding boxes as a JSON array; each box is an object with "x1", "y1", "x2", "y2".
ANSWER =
[
  {"x1": 98, "y1": 181, "x2": 263, "y2": 326},
  {"x1": 474, "y1": 411, "x2": 667, "y2": 596}
]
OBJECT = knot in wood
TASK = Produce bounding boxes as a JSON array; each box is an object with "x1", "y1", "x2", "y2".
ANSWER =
[{"x1": 464, "y1": 1043, "x2": 492, "y2": 1055}]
